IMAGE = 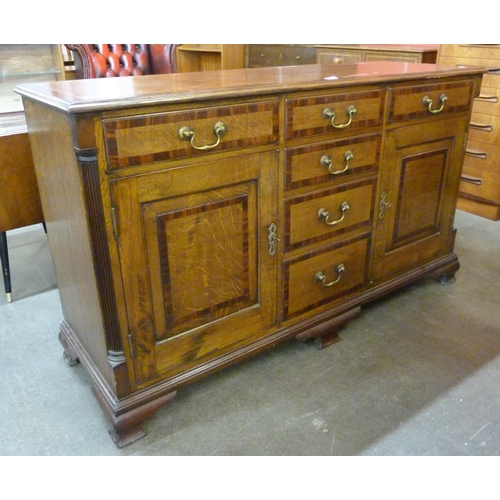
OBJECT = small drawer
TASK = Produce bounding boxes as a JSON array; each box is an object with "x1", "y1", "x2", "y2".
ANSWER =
[
  {"x1": 285, "y1": 89, "x2": 385, "y2": 141},
  {"x1": 468, "y1": 112, "x2": 500, "y2": 146},
  {"x1": 460, "y1": 165, "x2": 500, "y2": 204},
  {"x1": 283, "y1": 234, "x2": 370, "y2": 321},
  {"x1": 317, "y1": 49, "x2": 364, "y2": 65},
  {"x1": 284, "y1": 178, "x2": 376, "y2": 252},
  {"x1": 284, "y1": 133, "x2": 381, "y2": 191},
  {"x1": 103, "y1": 100, "x2": 279, "y2": 169},
  {"x1": 388, "y1": 79, "x2": 475, "y2": 124}
]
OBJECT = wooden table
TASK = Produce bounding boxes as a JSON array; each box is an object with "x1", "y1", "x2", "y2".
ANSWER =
[{"x1": 0, "y1": 113, "x2": 44, "y2": 302}]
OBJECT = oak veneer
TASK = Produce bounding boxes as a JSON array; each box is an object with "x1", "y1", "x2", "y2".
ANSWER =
[{"x1": 16, "y1": 62, "x2": 484, "y2": 447}]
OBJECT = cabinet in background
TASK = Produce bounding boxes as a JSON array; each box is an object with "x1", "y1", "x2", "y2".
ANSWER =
[
  {"x1": 246, "y1": 45, "x2": 438, "y2": 68},
  {"x1": 438, "y1": 44, "x2": 500, "y2": 220},
  {"x1": 176, "y1": 44, "x2": 245, "y2": 72}
]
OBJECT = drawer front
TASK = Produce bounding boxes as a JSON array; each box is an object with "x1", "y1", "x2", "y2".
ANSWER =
[
  {"x1": 469, "y1": 112, "x2": 500, "y2": 146},
  {"x1": 472, "y1": 85, "x2": 500, "y2": 116},
  {"x1": 104, "y1": 100, "x2": 279, "y2": 169},
  {"x1": 365, "y1": 51, "x2": 422, "y2": 63},
  {"x1": 286, "y1": 90, "x2": 385, "y2": 140},
  {"x1": 388, "y1": 79, "x2": 474, "y2": 124},
  {"x1": 283, "y1": 235, "x2": 370, "y2": 321},
  {"x1": 247, "y1": 45, "x2": 317, "y2": 68},
  {"x1": 284, "y1": 179, "x2": 376, "y2": 252},
  {"x1": 460, "y1": 165, "x2": 500, "y2": 204},
  {"x1": 284, "y1": 133, "x2": 381, "y2": 191},
  {"x1": 317, "y1": 49, "x2": 364, "y2": 65},
  {"x1": 464, "y1": 140, "x2": 500, "y2": 174}
]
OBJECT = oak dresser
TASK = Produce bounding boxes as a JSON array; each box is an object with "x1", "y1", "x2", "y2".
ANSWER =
[{"x1": 16, "y1": 61, "x2": 484, "y2": 447}]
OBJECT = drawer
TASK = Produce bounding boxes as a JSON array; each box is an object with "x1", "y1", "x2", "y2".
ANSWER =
[
  {"x1": 464, "y1": 140, "x2": 500, "y2": 174},
  {"x1": 460, "y1": 165, "x2": 500, "y2": 204},
  {"x1": 387, "y1": 79, "x2": 475, "y2": 124},
  {"x1": 472, "y1": 85, "x2": 500, "y2": 115},
  {"x1": 364, "y1": 51, "x2": 424, "y2": 63},
  {"x1": 284, "y1": 133, "x2": 381, "y2": 191},
  {"x1": 286, "y1": 89, "x2": 385, "y2": 140},
  {"x1": 283, "y1": 234, "x2": 370, "y2": 321},
  {"x1": 103, "y1": 100, "x2": 279, "y2": 169},
  {"x1": 317, "y1": 49, "x2": 364, "y2": 65},
  {"x1": 468, "y1": 112, "x2": 500, "y2": 146},
  {"x1": 284, "y1": 178, "x2": 376, "y2": 252},
  {"x1": 247, "y1": 45, "x2": 317, "y2": 68}
]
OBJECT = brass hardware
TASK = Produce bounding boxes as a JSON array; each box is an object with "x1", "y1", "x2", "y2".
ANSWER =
[
  {"x1": 320, "y1": 150, "x2": 354, "y2": 175},
  {"x1": 268, "y1": 223, "x2": 280, "y2": 255},
  {"x1": 422, "y1": 93, "x2": 447, "y2": 114},
  {"x1": 322, "y1": 105, "x2": 357, "y2": 129},
  {"x1": 318, "y1": 201, "x2": 350, "y2": 226},
  {"x1": 378, "y1": 191, "x2": 391, "y2": 220},
  {"x1": 178, "y1": 121, "x2": 227, "y2": 150},
  {"x1": 315, "y1": 263, "x2": 345, "y2": 287}
]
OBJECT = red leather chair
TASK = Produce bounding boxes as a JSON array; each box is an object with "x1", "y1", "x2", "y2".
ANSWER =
[{"x1": 66, "y1": 44, "x2": 179, "y2": 79}]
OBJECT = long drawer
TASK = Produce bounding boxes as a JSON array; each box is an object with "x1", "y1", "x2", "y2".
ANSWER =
[
  {"x1": 283, "y1": 234, "x2": 370, "y2": 321},
  {"x1": 388, "y1": 79, "x2": 475, "y2": 124},
  {"x1": 460, "y1": 165, "x2": 500, "y2": 204},
  {"x1": 464, "y1": 140, "x2": 500, "y2": 174},
  {"x1": 103, "y1": 100, "x2": 280, "y2": 169},
  {"x1": 285, "y1": 89, "x2": 385, "y2": 141},
  {"x1": 468, "y1": 112, "x2": 500, "y2": 146}
]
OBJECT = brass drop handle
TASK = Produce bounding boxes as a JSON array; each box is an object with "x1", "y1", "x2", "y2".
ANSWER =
[
  {"x1": 318, "y1": 201, "x2": 350, "y2": 226},
  {"x1": 315, "y1": 263, "x2": 345, "y2": 287},
  {"x1": 322, "y1": 105, "x2": 357, "y2": 129},
  {"x1": 321, "y1": 150, "x2": 354, "y2": 175},
  {"x1": 422, "y1": 93, "x2": 448, "y2": 114},
  {"x1": 178, "y1": 121, "x2": 227, "y2": 150}
]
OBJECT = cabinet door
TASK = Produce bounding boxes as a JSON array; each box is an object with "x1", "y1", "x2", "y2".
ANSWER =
[
  {"x1": 111, "y1": 151, "x2": 278, "y2": 385},
  {"x1": 373, "y1": 116, "x2": 469, "y2": 281}
]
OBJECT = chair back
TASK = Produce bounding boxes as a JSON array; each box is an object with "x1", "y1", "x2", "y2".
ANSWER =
[{"x1": 66, "y1": 44, "x2": 178, "y2": 78}]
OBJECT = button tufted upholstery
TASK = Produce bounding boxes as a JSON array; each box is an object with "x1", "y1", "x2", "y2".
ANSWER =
[{"x1": 66, "y1": 44, "x2": 179, "y2": 79}]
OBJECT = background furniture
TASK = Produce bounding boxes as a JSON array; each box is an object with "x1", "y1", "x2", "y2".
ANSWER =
[
  {"x1": 246, "y1": 44, "x2": 438, "y2": 68},
  {"x1": 176, "y1": 44, "x2": 245, "y2": 72},
  {"x1": 66, "y1": 44, "x2": 179, "y2": 79},
  {"x1": 0, "y1": 45, "x2": 65, "y2": 302},
  {"x1": 438, "y1": 44, "x2": 500, "y2": 220},
  {"x1": 18, "y1": 62, "x2": 482, "y2": 446}
]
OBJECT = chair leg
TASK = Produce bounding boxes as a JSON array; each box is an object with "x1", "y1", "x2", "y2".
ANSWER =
[{"x1": 0, "y1": 231, "x2": 12, "y2": 303}]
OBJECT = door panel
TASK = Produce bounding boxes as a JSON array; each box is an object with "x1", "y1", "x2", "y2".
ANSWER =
[
  {"x1": 373, "y1": 117, "x2": 469, "y2": 281},
  {"x1": 111, "y1": 151, "x2": 278, "y2": 384}
]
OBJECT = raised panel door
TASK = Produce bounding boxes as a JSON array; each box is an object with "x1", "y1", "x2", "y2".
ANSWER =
[
  {"x1": 111, "y1": 151, "x2": 278, "y2": 385},
  {"x1": 373, "y1": 116, "x2": 470, "y2": 281}
]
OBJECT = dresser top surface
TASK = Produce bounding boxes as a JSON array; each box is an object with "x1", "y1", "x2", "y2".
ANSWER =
[{"x1": 15, "y1": 61, "x2": 485, "y2": 114}]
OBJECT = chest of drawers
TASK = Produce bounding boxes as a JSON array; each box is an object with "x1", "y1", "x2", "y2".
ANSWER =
[
  {"x1": 438, "y1": 44, "x2": 500, "y2": 219},
  {"x1": 17, "y1": 62, "x2": 483, "y2": 447}
]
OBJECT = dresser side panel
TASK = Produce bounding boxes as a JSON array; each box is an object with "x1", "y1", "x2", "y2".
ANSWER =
[{"x1": 23, "y1": 99, "x2": 117, "y2": 393}]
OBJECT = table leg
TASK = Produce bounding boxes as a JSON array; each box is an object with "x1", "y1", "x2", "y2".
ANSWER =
[{"x1": 0, "y1": 232, "x2": 12, "y2": 302}]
